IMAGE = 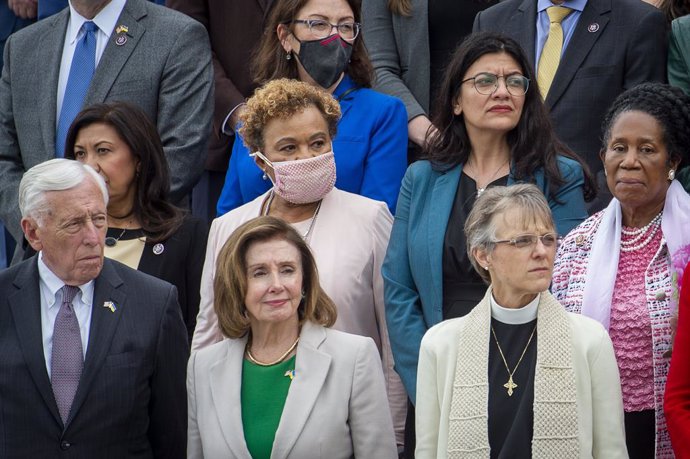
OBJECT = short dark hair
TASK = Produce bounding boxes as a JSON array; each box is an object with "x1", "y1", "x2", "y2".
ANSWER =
[
  {"x1": 252, "y1": 0, "x2": 373, "y2": 88},
  {"x1": 601, "y1": 82, "x2": 690, "y2": 172},
  {"x1": 214, "y1": 216, "x2": 337, "y2": 338},
  {"x1": 64, "y1": 102, "x2": 185, "y2": 243},
  {"x1": 425, "y1": 31, "x2": 595, "y2": 201}
]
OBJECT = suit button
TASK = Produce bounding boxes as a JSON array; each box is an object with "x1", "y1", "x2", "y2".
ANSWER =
[{"x1": 60, "y1": 441, "x2": 71, "y2": 450}]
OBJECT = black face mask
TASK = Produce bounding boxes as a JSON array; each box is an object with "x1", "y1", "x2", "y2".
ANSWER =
[{"x1": 295, "y1": 34, "x2": 353, "y2": 88}]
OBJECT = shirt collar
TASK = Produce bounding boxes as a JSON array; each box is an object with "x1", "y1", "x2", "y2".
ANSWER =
[
  {"x1": 332, "y1": 74, "x2": 355, "y2": 99},
  {"x1": 490, "y1": 292, "x2": 539, "y2": 324},
  {"x1": 67, "y1": 0, "x2": 126, "y2": 45},
  {"x1": 537, "y1": 0, "x2": 587, "y2": 13},
  {"x1": 37, "y1": 252, "x2": 95, "y2": 309}
]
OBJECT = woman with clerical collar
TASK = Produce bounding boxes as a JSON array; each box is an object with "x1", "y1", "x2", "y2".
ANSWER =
[{"x1": 414, "y1": 184, "x2": 628, "y2": 458}]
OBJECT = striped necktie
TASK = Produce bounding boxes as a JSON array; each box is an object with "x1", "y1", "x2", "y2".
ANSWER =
[
  {"x1": 56, "y1": 21, "x2": 98, "y2": 157},
  {"x1": 537, "y1": 6, "x2": 572, "y2": 100}
]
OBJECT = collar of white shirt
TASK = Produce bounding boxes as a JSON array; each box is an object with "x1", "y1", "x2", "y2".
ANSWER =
[
  {"x1": 66, "y1": 0, "x2": 127, "y2": 45},
  {"x1": 37, "y1": 251, "x2": 95, "y2": 310}
]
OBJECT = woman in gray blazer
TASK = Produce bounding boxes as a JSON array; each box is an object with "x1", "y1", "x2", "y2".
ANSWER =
[{"x1": 187, "y1": 216, "x2": 397, "y2": 459}]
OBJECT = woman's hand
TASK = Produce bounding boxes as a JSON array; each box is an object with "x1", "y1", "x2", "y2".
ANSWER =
[{"x1": 408, "y1": 116, "x2": 437, "y2": 148}]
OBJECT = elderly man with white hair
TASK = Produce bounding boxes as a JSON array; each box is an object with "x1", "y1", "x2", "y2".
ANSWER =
[{"x1": 0, "y1": 158, "x2": 188, "y2": 457}]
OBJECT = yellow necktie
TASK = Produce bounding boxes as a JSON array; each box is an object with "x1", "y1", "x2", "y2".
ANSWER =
[{"x1": 537, "y1": 6, "x2": 572, "y2": 99}]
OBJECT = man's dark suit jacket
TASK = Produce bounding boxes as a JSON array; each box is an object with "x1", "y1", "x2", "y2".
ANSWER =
[
  {"x1": 166, "y1": 0, "x2": 271, "y2": 172},
  {"x1": 0, "y1": 257, "x2": 189, "y2": 458},
  {"x1": 474, "y1": 0, "x2": 667, "y2": 174}
]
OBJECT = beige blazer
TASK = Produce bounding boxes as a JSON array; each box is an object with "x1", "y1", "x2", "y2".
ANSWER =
[
  {"x1": 416, "y1": 291, "x2": 628, "y2": 459},
  {"x1": 192, "y1": 188, "x2": 406, "y2": 440},
  {"x1": 187, "y1": 321, "x2": 398, "y2": 459}
]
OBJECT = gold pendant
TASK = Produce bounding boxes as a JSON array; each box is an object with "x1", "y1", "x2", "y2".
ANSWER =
[{"x1": 503, "y1": 375, "x2": 517, "y2": 396}]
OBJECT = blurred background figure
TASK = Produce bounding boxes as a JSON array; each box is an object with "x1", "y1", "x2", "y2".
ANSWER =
[
  {"x1": 553, "y1": 83, "x2": 690, "y2": 458},
  {"x1": 216, "y1": 0, "x2": 408, "y2": 217},
  {"x1": 64, "y1": 102, "x2": 207, "y2": 342},
  {"x1": 187, "y1": 216, "x2": 397, "y2": 459},
  {"x1": 382, "y1": 32, "x2": 592, "y2": 456},
  {"x1": 665, "y1": 260, "x2": 690, "y2": 458},
  {"x1": 416, "y1": 184, "x2": 626, "y2": 458},
  {"x1": 474, "y1": 0, "x2": 667, "y2": 212},
  {"x1": 362, "y1": 0, "x2": 498, "y2": 159},
  {"x1": 193, "y1": 79, "x2": 407, "y2": 447},
  {"x1": 167, "y1": 0, "x2": 270, "y2": 224}
]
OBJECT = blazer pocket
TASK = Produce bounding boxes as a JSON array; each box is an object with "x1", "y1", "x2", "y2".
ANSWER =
[
  {"x1": 107, "y1": 78, "x2": 154, "y2": 97},
  {"x1": 573, "y1": 65, "x2": 616, "y2": 79},
  {"x1": 104, "y1": 351, "x2": 139, "y2": 368}
]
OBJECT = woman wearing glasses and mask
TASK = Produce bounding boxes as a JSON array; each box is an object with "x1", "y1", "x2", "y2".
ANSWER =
[
  {"x1": 416, "y1": 184, "x2": 627, "y2": 458},
  {"x1": 382, "y1": 32, "x2": 593, "y2": 453},
  {"x1": 194, "y1": 79, "x2": 407, "y2": 447},
  {"x1": 216, "y1": 0, "x2": 407, "y2": 217}
]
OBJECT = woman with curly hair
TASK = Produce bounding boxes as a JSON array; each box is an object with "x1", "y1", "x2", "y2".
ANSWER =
[
  {"x1": 216, "y1": 0, "x2": 407, "y2": 217},
  {"x1": 553, "y1": 82, "x2": 690, "y2": 458}
]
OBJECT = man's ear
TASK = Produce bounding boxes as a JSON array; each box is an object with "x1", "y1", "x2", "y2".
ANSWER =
[{"x1": 21, "y1": 217, "x2": 43, "y2": 252}]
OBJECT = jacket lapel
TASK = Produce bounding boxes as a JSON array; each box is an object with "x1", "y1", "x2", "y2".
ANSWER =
[
  {"x1": 545, "y1": 0, "x2": 611, "y2": 108},
  {"x1": 271, "y1": 322, "x2": 331, "y2": 459},
  {"x1": 65, "y1": 260, "x2": 126, "y2": 427},
  {"x1": 85, "y1": 0, "x2": 145, "y2": 105},
  {"x1": 427, "y1": 165, "x2": 462, "y2": 315},
  {"x1": 510, "y1": 0, "x2": 538, "y2": 67},
  {"x1": 209, "y1": 338, "x2": 253, "y2": 459},
  {"x1": 8, "y1": 258, "x2": 63, "y2": 427},
  {"x1": 37, "y1": 11, "x2": 69, "y2": 157}
]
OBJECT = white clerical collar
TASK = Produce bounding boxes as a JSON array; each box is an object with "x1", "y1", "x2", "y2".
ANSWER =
[{"x1": 490, "y1": 292, "x2": 539, "y2": 324}]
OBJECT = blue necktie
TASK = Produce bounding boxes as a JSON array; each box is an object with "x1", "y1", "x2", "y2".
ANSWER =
[{"x1": 56, "y1": 21, "x2": 98, "y2": 157}]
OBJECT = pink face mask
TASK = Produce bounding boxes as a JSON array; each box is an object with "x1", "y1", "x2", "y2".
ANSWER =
[{"x1": 252, "y1": 151, "x2": 337, "y2": 204}]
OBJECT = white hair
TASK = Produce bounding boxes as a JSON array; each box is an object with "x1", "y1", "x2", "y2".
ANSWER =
[{"x1": 19, "y1": 159, "x2": 109, "y2": 223}]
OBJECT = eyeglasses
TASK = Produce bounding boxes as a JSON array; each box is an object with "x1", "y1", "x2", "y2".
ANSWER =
[
  {"x1": 291, "y1": 19, "x2": 361, "y2": 42},
  {"x1": 461, "y1": 72, "x2": 530, "y2": 96},
  {"x1": 493, "y1": 233, "x2": 560, "y2": 249}
]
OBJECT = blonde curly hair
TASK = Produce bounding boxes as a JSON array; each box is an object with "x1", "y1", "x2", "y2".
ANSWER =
[{"x1": 238, "y1": 79, "x2": 341, "y2": 153}]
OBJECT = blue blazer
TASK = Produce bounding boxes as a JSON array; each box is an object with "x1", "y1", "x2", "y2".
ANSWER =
[
  {"x1": 216, "y1": 75, "x2": 408, "y2": 216},
  {"x1": 382, "y1": 157, "x2": 587, "y2": 401}
]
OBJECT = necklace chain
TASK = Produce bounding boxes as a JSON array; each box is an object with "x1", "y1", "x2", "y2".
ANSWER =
[
  {"x1": 262, "y1": 191, "x2": 322, "y2": 239},
  {"x1": 246, "y1": 336, "x2": 299, "y2": 367},
  {"x1": 465, "y1": 158, "x2": 510, "y2": 197},
  {"x1": 105, "y1": 220, "x2": 132, "y2": 247},
  {"x1": 491, "y1": 324, "x2": 537, "y2": 396}
]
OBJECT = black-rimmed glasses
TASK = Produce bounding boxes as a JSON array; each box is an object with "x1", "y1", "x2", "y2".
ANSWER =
[
  {"x1": 462, "y1": 72, "x2": 530, "y2": 96},
  {"x1": 493, "y1": 233, "x2": 560, "y2": 249},
  {"x1": 291, "y1": 19, "x2": 361, "y2": 41}
]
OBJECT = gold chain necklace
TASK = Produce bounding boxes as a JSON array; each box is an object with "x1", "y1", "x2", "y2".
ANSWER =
[
  {"x1": 464, "y1": 158, "x2": 510, "y2": 197},
  {"x1": 491, "y1": 324, "x2": 537, "y2": 396},
  {"x1": 246, "y1": 337, "x2": 299, "y2": 367}
]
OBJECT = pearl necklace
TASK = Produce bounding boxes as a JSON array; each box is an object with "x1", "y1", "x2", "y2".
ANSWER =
[{"x1": 620, "y1": 212, "x2": 662, "y2": 253}]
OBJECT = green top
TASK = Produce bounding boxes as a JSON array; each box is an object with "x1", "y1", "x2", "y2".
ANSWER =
[{"x1": 241, "y1": 355, "x2": 296, "y2": 459}]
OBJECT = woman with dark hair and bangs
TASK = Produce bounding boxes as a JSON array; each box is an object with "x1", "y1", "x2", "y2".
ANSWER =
[
  {"x1": 382, "y1": 31, "x2": 594, "y2": 452},
  {"x1": 64, "y1": 101, "x2": 207, "y2": 342}
]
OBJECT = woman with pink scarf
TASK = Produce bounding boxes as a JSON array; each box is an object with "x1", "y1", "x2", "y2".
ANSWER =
[{"x1": 552, "y1": 83, "x2": 690, "y2": 458}]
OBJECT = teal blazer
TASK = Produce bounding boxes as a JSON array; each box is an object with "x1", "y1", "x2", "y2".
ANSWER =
[{"x1": 383, "y1": 156, "x2": 587, "y2": 401}]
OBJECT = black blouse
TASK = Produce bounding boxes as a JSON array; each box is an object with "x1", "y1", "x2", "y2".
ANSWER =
[
  {"x1": 488, "y1": 318, "x2": 538, "y2": 459},
  {"x1": 442, "y1": 172, "x2": 507, "y2": 319}
]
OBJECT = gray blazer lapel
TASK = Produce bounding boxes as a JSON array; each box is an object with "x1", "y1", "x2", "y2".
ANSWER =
[
  {"x1": 8, "y1": 258, "x2": 63, "y2": 427},
  {"x1": 511, "y1": 0, "x2": 538, "y2": 67},
  {"x1": 545, "y1": 0, "x2": 611, "y2": 108},
  {"x1": 85, "y1": 0, "x2": 145, "y2": 104},
  {"x1": 66, "y1": 260, "x2": 126, "y2": 427},
  {"x1": 37, "y1": 11, "x2": 69, "y2": 157},
  {"x1": 427, "y1": 166, "x2": 461, "y2": 311},
  {"x1": 209, "y1": 338, "x2": 252, "y2": 459},
  {"x1": 271, "y1": 323, "x2": 331, "y2": 459}
]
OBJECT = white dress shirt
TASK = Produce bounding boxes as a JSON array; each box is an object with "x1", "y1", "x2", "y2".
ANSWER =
[
  {"x1": 38, "y1": 253, "x2": 94, "y2": 378},
  {"x1": 56, "y1": 0, "x2": 126, "y2": 122}
]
